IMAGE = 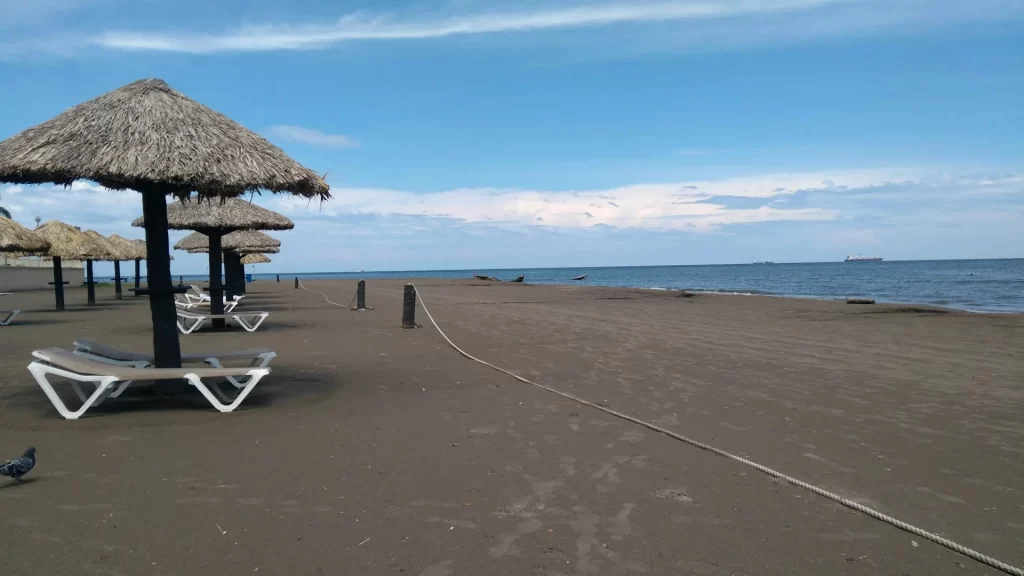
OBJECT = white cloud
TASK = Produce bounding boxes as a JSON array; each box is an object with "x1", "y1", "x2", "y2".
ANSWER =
[
  {"x1": 267, "y1": 168, "x2": 939, "y2": 231},
  {"x1": 265, "y1": 125, "x2": 360, "y2": 149},
  {"x1": 91, "y1": 0, "x2": 849, "y2": 53}
]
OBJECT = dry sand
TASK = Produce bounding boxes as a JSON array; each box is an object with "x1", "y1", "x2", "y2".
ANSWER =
[{"x1": 0, "y1": 279, "x2": 1022, "y2": 575}]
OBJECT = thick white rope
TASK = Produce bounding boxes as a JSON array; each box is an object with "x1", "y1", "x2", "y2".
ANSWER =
[
  {"x1": 410, "y1": 284, "x2": 1023, "y2": 576},
  {"x1": 298, "y1": 279, "x2": 357, "y2": 308}
]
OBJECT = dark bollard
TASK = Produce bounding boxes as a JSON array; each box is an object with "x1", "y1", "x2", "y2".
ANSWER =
[
  {"x1": 357, "y1": 280, "x2": 366, "y2": 310},
  {"x1": 295, "y1": 277, "x2": 299, "y2": 289},
  {"x1": 277, "y1": 274, "x2": 280, "y2": 283},
  {"x1": 178, "y1": 275, "x2": 183, "y2": 286},
  {"x1": 402, "y1": 284, "x2": 417, "y2": 328}
]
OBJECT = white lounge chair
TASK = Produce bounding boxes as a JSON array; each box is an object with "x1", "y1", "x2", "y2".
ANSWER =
[
  {"x1": 71, "y1": 339, "x2": 275, "y2": 388},
  {"x1": 176, "y1": 295, "x2": 238, "y2": 313},
  {"x1": 28, "y1": 347, "x2": 271, "y2": 419},
  {"x1": 1, "y1": 310, "x2": 19, "y2": 326},
  {"x1": 176, "y1": 308, "x2": 269, "y2": 334},
  {"x1": 190, "y1": 285, "x2": 244, "y2": 303}
]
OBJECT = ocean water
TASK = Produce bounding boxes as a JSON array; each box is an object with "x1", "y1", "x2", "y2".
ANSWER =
[{"x1": 164, "y1": 259, "x2": 1023, "y2": 313}]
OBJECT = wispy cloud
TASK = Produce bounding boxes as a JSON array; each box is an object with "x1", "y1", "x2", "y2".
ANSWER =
[
  {"x1": 263, "y1": 168, "x2": 948, "y2": 231},
  {"x1": 93, "y1": 0, "x2": 847, "y2": 53},
  {"x1": 265, "y1": 125, "x2": 360, "y2": 149}
]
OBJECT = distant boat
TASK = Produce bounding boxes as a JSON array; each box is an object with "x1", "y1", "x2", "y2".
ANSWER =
[
  {"x1": 571, "y1": 274, "x2": 587, "y2": 281},
  {"x1": 845, "y1": 254, "x2": 883, "y2": 262},
  {"x1": 354, "y1": 269, "x2": 364, "y2": 273},
  {"x1": 752, "y1": 261, "x2": 775, "y2": 265}
]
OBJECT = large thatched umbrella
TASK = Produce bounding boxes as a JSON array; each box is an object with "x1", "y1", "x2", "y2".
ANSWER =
[
  {"x1": 0, "y1": 78, "x2": 328, "y2": 375},
  {"x1": 139, "y1": 198, "x2": 292, "y2": 326},
  {"x1": 0, "y1": 217, "x2": 50, "y2": 255},
  {"x1": 33, "y1": 221, "x2": 109, "y2": 310},
  {"x1": 176, "y1": 229, "x2": 281, "y2": 298}
]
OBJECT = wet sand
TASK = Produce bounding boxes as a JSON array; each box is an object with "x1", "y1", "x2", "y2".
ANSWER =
[{"x1": 0, "y1": 279, "x2": 1022, "y2": 575}]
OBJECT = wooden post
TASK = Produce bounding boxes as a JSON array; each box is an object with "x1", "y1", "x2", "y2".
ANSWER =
[
  {"x1": 179, "y1": 275, "x2": 183, "y2": 286},
  {"x1": 53, "y1": 256, "x2": 65, "y2": 311},
  {"x1": 402, "y1": 284, "x2": 417, "y2": 328},
  {"x1": 113, "y1": 260, "x2": 123, "y2": 300},
  {"x1": 277, "y1": 274, "x2": 280, "y2": 283},
  {"x1": 295, "y1": 277, "x2": 299, "y2": 289},
  {"x1": 134, "y1": 259, "x2": 142, "y2": 291},
  {"x1": 208, "y1": 232, "x2": 226, "y2": 330},
  {"x1": 357, "y1": 280, "x2": 366, "y2": 310},
  {"x1": 141, "y1": 190, "x2": 183, "y2": 380},
  {"x1": 86, "y1": 259, "x2": 96, "y2": 305}
]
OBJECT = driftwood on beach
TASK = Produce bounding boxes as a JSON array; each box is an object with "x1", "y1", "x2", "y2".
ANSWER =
[
  {"x1": 473, "y1": 274, "x2": 500, "y2": 282},
  {"x1": 511, "y1": 275, "x2": 525, "y2": 283},
  {"x1": 846, "y1": 297, "x2": 876, "y2": 305}
]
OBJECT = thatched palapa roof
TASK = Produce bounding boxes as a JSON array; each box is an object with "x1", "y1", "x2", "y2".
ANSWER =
[
  {"x1": 107, "y1": 234, "x2": 145, "y2": 260},
  {"x1": 82, "y1": 230, "x2": 129, "y2": 261},
  {"x1": 240, "y1": 253, "x2": 271, "y2": 265},
  {"x1": 0, "y1": 79, "x2": 330, "y2": 200},
  {"x1": 133, "y1": 197, "x2": 294, "y2": 232},
  {"x1": 33, "y1": 221, "x2": 110, "y2": 260},
  {"x1": 175, "y1": 229, "x2": 281, "y2": 252},
  {"x1": 0, "y1": 217, "x2": 50, "y2": 254}
]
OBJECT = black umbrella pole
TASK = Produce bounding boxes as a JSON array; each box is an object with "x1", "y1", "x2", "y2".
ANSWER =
[
  {"x1": 53, "y1": 256, "x2": 65, "y2": 311},
  {"x1": 223, "y1": 252, "x2": 236, "y2": 301},
  {"x1": 141, "y1": 190, "x2": 183, "y2": 379},
  {"x1": 114, "y1": 261, "x2": 123, "y2": 300},
  {"x1": 86, "y1": 260, "x2": 96, "y2": 305},
  {"x1": 134, "y1": 259, "x2": 142, "y2": 291},
  {"x1": 208, "y1": 233, "x2": 226, "y2": 330}
]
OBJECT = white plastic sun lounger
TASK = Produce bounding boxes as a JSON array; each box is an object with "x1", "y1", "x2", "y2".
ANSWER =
[
  {"x1": 28, "y1": 347, "x2": 271, "y2": 420},
  {"x1": 176, "y1": 296, "x2": 239, "y2": 313},
  {"x1": 1, "y1": 310, "x2": 19, "y2": 326},
  {"x1": 189, "y1": 285, "x2": 244, "y2": 303},
  {"x1": 176, "y1": 308, "x2": 269, "y2": 334},
  {"x1": 71, "y1": 339, "x2": 275, "y2": 388}
]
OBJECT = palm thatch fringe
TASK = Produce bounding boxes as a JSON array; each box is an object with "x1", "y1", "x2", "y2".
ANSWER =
[
  {"x1": 133, "y1": 196, "x2": 294, "y2": 231},
  {"x1": 0, "y1": 79, "x2": 329, "y2": 200},
  {"x1": 175, "y1": 229, "x2": 281, "y2": 251},
  {"x1": 0, "y1": 217, "x2": 50, "y2": 254}
]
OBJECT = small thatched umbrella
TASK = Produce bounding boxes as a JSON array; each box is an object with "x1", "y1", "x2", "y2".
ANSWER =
[
  {"x1": 0, "y1": 216, "x2": 50, "y2": 255},
  {"x1": 33, "y1": 221, "x2": 109, "y2": 310},
  {"x1": 240, "y1": 253, "x2": 271, "y2": 265},
  {"x1": 107, "y1": 233, "x2": 145, "y2": 299},
  {"x1": 128, "y1": 239, "x2": 174, "y2": 292},
  {"x1": 139, "y1": 197, "x2": 292, "y2": 325},
  {"x1": 175, "y1": 229, "x2": 281, "y2": 298},
  {"x1": 81, "y1": 229, "x2": 130, "y2": 304},
  {"x1": 0, "y1": 78, "x2": 328, "y2": 374}
]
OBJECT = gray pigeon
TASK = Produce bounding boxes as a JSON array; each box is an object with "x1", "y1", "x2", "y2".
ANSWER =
[{"x1": 0, "y1": 447, "x2": 36, "y2": 483}]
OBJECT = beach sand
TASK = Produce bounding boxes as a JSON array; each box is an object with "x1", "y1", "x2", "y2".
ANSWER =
[{"x1": 0, "y1": 279, "x2": 1021, "y2": 575}]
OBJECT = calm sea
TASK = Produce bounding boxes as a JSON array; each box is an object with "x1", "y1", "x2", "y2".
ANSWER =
[{"x1": 166, "y1": 259, "x2": 1023, "y2": 314}]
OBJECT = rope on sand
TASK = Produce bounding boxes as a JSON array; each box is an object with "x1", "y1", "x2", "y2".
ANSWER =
[
  {"x1": 297, "y1": 279, "x2": 357, "y2": 308},
  {"x1": 410, "y1": 283, "x2": 1024, "y2": 576}
]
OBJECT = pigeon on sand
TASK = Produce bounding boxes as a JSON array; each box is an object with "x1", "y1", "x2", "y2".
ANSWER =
[{"x1": 0, "y1": 448, "x2": 36, "y2": 483}]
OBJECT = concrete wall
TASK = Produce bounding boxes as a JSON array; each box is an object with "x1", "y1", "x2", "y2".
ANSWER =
[{"x1": 0, "y1": 266, "x2": 84, "y2": 292}]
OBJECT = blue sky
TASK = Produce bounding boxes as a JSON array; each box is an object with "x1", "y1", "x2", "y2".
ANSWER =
[{"x1": 0, "y1": 0, "x2": 1022, "y2": 275}]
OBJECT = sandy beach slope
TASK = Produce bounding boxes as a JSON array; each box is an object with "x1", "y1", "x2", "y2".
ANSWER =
[{"x1": 0, "y1": 279, "x2": 1021, "y2": 575}]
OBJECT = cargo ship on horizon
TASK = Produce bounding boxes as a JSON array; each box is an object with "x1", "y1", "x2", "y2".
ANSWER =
[{"x1": 845, "y1": 254, "x2": 883, "y2": 262}]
